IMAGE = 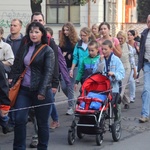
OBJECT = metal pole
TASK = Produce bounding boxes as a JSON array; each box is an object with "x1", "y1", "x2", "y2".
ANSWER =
[
  {"x1": 103, "y1": 0, "x2": 106, "y2": 22},
  {"x1": 88, "y1": 0, "x2": 91, "y2": 27}
]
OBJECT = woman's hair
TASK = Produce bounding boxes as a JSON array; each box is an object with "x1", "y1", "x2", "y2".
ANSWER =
[
  {"x1": 59, "y1": 22, "x2": 78, "y2": 47},
  {"x1": 80, "y1": 27, "x2": 95, "y2": 41},
  {"x1": 117, "y1": 30, "x2": 126, "y2": 42},
  {"x1": 99, "y1": 22, "x2": 110, "y2": 31},
  {"x1": 88, "y1": 40, "x2": 99, "y2": 49},
  {"x1": 91, "y1": 23, "x2": 100, "y2": 39},
  {"x1": 102, "y1": 40, "x2": 113, "y2": 48},
  {"x1": 128, "y1": 30, "x2": 136, "y2": 36},
  {"x1": 92, "y1": 23, "x2": 99, "y2": 30},
  {"x1": 26, "y1": 22, "x2": 47, "y2": 44}
]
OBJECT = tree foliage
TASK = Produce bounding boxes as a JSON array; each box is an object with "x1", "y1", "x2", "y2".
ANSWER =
[
  {"x1": 137, "y1": 0, "x2": 150, "y2": 23},
  {"x1": 79, "y1": 0, "x2": 96, "y2": 6}
]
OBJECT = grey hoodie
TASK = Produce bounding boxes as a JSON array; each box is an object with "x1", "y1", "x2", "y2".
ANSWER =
[{"x1": 6, "y1": 33, "x2": 23, "y2": 57}]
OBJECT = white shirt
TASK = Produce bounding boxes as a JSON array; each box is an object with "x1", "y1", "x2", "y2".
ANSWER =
[
  {"x1": 82, "y1": 42, "x2": 88, "y2": 50},
  {"x1": 0, "y1": 40, "x2": 14, "y2": 65},
  {"x1": 145, "y1": 31, "x2": 150, "y2": 61}
]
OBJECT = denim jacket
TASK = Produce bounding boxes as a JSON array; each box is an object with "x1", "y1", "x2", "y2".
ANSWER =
[{"x1": 93, "y1": 54, "x2": 125, "y2": 93}]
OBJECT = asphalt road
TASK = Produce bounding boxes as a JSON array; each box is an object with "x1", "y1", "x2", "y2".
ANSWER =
[{"x1": 1, "y1": 76, "x2": 150, "y2": 150}]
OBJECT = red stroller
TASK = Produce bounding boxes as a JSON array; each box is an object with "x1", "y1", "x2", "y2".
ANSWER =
[{"x1": 68, "y1": 73, "x2": 121, "y2": 146}]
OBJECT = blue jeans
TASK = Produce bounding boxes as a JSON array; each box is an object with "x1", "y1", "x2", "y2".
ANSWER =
[
  {"x1": 141, "y1": 62, "x2": 150, "y2": 117},
  {"x1": 50, "y1": 93, "x2": 58, "y2": 122},
  {"x1": 13, "y1": 87, "x2": 52, "y2": 150},
  {"x1": 60, "y1": 67, "x2": 77, "y2": 108},
  {"x1": 129, "y1": 66, "x2": 137, "y2": 100}
]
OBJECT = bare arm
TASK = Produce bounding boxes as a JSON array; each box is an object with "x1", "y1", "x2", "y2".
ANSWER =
[{"x1": 113, "y1": 44, "x2": 122, "y2": 58}]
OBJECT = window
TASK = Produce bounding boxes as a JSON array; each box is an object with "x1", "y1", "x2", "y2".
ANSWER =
[{"x1": 46, "y1": 0, "x2": 80, "y2": 24}]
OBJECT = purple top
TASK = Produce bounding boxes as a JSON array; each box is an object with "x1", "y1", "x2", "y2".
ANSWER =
[{"x1": 22, "y1": 44, "x2": 35, "y2": 87}]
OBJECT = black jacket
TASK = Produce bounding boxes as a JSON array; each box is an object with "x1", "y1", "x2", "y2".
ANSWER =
[
  {"x1": 0, "y1": 62, "x2": 10, "y2": 106},
  {"x1": 9, "y1": 43, "x2": 55, "y2": 96},
  {"x1": 49, "y1": 38, "x2": 59, "y2": 88},
  {"x1": 18, "y1": 35, "x2": 59, "y2": 89},
  {"x1": 138, "y1": 28, "x2": 149, "y2": 73}
]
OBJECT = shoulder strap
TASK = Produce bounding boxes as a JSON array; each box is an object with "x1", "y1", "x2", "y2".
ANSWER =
[
  {"x1": 134, "y1": 42, "x2": 139, "y2": 55},
  {"x1": 21, "y1": 44, "x2": 47, "y2": 77},
  {"x1": 29, "y1": 44, "x2": 47, "y2": 65},
  {"x1": 104, "y1": 52, "x2": 113, "y2": 73}
]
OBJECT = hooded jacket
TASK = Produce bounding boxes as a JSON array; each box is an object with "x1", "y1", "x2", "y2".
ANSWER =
[{"x1": 6, "y1": 33, "x2": 24, "y2": 57}]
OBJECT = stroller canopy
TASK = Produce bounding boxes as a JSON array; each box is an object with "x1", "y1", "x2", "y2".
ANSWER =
[{"x1": 81, "y1": 73, "x2": 112, "y2": 97}]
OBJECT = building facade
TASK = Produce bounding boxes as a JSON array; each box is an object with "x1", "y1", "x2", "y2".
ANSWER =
[{"x1": 0, "y1": 0, "x2": 140, "y2": 43}]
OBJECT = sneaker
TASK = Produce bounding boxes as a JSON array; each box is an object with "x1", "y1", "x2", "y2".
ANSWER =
[
  {"x1": 136, "y1": 79, "x2": 140, "y2": 84},
  {"x1": 29, "y1": 135, "x2": 38, "y2": 148},
  {"x1": 124, "y1": 104, "x2": 129, "y2": 109},
  {"x1": 66, "y1": 108, "x2": 74, "y2": 115},
  {"x1": 50, "y1": 121, "x2": 60, "y2": 129},
  {"x1": 130, "y1": 98, "x2": 135, "y2": 103},
  {"x1": 139, "y1": 117, "x2": 149, "y2": 123}
]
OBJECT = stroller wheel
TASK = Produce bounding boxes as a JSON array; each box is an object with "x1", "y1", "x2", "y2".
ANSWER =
[
  {"x1": 68, "y1": 128, "x2": 75, "y2": 145},
  {"x1": 111, "y1": 121, "x2": 121, "y2": 142},
  {"x1": 96, "y1": 134, "x2": 103, "y2": 146},
  {"x1": 77, "y1": 127, "x2": 84, "y2": 139}
]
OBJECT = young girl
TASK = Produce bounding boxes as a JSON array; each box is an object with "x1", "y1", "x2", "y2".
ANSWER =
[
  {"x1": 74, "y1": 40, "x2": 100, "y2": 90},
  {"x1": 59, "y1": 22, "x2": 79, "y2": 115},
  {"x1": 127, "y1": 30, "x2": 139, "y2": 103},
  {"x1": 117, "y1": 30, "x2": 137, "y2": 109},
  {"x1": 70, "y1": 27, "x2": 95, "y2": 78},
  {"x1": 91, "y1": 23, "x2": 101, "y2": 39},
  {"x1": 97, "y1": 22, "x2": 122, "y2": 57}
]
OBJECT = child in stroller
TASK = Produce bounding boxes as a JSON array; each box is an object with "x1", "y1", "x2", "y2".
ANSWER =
[{"x1": 68, "y1": 40, "x2": 125, "y2": 146}]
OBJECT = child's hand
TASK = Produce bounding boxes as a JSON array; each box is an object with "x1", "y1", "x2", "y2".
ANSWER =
[
  {"x1": 68, "y1": 54, "x2": 71, "y2": 60},
  {"x1": 37, "y1": 94, "x2": 45, "y2": 100},
  {"x1": 63, "y1": 52, "x2": 67, "y2": 57},
  {"x1": 74, "y1": 84, "x2": 78, "y2": 91},
  {"x1": 52, "y1": 88, "x2": 57, "y2": 93},
  {"x1": 69, "y1": 70, "x2": 73, "y2": 78},
  {"x1": 0, "y1": 109, "x2": 9, "y2": 117},
  {"x1": 108, "y1": 71, "x2": 114, "y2": 76}
]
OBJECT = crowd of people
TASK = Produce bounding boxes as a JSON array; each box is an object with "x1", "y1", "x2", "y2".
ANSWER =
[{"x1": 0, "y1": 12, "x2": 150, "y2": 150}]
